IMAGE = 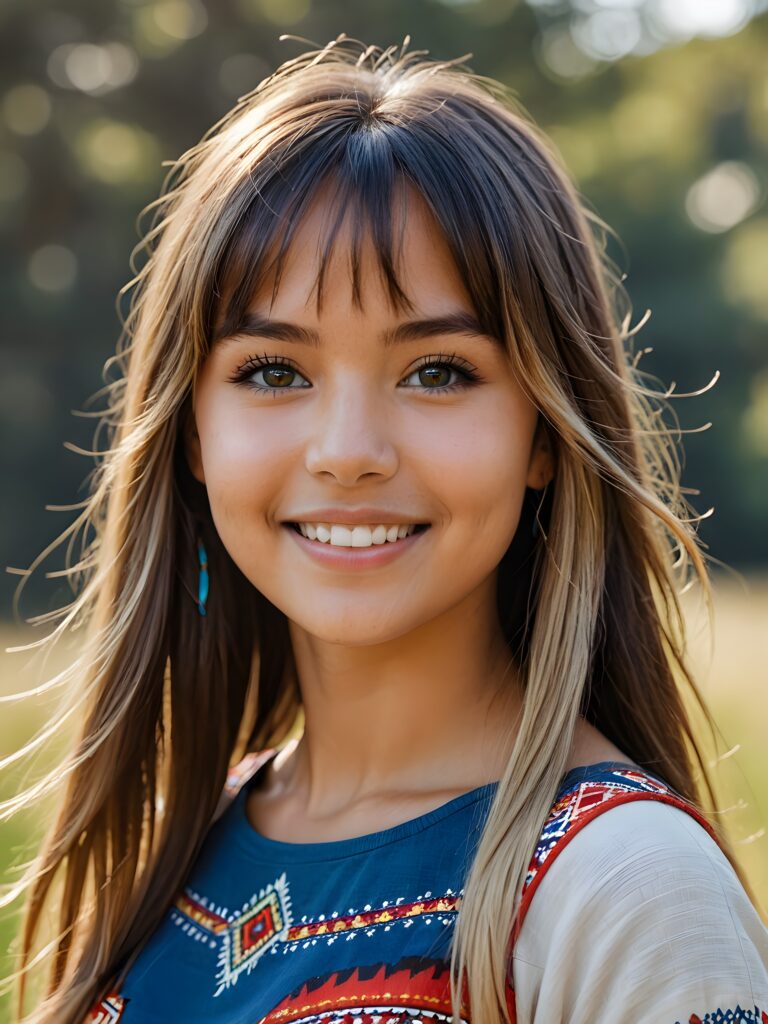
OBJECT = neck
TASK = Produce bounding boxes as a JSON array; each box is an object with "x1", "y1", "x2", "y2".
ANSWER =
[{"x1": 276, "y1": 573, "x2": 524, "y2": 817}]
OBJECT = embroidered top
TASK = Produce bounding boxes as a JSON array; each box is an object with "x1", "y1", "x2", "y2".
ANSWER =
[{"x1": 87, "y1": 754, "x2": 768, "y2": 1024}]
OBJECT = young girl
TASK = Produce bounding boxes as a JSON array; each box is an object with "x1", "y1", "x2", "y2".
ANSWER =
[{"x1": 4, "y1": 33, "x2": 767, "y2": 1024}]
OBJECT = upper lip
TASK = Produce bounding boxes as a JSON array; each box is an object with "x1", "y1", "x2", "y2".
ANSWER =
[{"x1": 283, "y1": 508, "x2": 430, "y2": 526}]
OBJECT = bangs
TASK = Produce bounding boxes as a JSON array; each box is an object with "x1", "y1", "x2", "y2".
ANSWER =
[{"x1": 208, "y1": 108, "x2": 511, "y2": 347}]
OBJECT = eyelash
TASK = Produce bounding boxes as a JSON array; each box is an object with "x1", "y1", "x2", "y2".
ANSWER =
[{"x1": 226, "y1": 351, "x2": 485, "y2": 396}]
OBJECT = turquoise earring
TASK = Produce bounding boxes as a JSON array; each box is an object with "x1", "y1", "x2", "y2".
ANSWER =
[{"x1": 197, "y1": 539, "x2": 209, "y2": 616}]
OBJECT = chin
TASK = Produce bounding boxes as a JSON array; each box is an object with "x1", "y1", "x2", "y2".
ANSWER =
[{"x1": 285, "y1": 608, "x2": 419, "y2": 648}]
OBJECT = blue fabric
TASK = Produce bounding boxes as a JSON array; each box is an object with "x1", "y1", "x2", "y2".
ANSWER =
[{"x1": 97, "y1": 760, "x2": 647, "y2": 1023}]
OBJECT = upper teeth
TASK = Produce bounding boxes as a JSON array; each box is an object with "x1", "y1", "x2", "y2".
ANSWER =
[{"x1": 296, "y1": 523, "x2": 419, "y2": 547}]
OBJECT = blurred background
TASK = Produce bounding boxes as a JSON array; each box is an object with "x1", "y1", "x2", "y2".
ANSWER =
[{"x1": 0, "y1": 0, "x2": 766, "y2": 1018}]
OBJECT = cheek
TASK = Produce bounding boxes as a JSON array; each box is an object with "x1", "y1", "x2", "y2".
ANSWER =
[
  {"x1": 195, "y1": 393, "x2": 296, "y2": 531},
  {"x1": 418, "y1": 397, "x2": 535, "y2": 537}
]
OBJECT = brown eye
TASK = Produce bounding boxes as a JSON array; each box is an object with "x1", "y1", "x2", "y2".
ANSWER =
[
  {"x1": 261, "y1": 366, "x2": 296, "y2": 388},
  {"x1": 400, "y1": 353, "x2": 483, "y2": 394},
  {"x1": 227, "y1": 354, "x2": 310, "y2": 394},
  {"x1": 417, "y1": 365, "x2": 453, "y2": 388}
]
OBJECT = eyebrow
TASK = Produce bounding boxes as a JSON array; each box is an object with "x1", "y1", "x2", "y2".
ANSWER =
[{"x1": 214, "y1": 310, "x2": 499, "y2": 348}]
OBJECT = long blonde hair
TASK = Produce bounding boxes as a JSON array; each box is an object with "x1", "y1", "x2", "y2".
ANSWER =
[{"x1": 2, "y1": 34, "x2": 761, "y2": 1024}]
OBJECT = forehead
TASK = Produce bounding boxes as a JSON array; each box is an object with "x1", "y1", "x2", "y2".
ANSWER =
[{"x1": 246, "y1": 182, "x2": 474, "y2": 321}]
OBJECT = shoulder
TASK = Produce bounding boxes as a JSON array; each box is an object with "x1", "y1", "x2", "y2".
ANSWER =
[
  {"x1": 512, "y1": 795, "x2": 768, "y2": 1023},
  {"x1": 523, "y1": 796, "x2": 757, "y2": 927}
]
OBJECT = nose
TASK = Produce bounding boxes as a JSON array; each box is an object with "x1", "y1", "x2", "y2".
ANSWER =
[{"x1": 303, "y1": 378, "x2": 399, "y2": 485}]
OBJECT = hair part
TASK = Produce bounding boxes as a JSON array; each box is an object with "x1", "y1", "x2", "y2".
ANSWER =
[{"x1": 2, "y1": 33, "x2": 759, "y2": 1024}]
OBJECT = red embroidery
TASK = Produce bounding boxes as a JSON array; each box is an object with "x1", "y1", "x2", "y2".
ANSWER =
[
  {"x1": 87, "y1": 992, "x2": 127, "y2": 1021},
  {"x1": 505, "y1": 768, "x2": 728, "y2": 1021}
]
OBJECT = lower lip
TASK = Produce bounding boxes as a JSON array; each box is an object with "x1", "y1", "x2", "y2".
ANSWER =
[{"x1": 283, "y1": 524, "x2": 430, "y2": 569}]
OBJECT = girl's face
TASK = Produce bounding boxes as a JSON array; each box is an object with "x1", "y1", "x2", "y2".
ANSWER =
[{"x1": 186, "y1": 189, "x2": 552, "y2": 645}]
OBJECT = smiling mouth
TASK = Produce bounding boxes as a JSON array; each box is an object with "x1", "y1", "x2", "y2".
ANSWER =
[{"x1": 288, "y1": 524, "x2": 434, "y2": 548}]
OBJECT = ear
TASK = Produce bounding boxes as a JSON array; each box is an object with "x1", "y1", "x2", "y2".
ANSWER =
[
  {"x1": 525, "y1": 415, "x2": 555, "y2": 490},
  {"x1": 182, "y1": 399, "x2": 206, "y2": 485}
]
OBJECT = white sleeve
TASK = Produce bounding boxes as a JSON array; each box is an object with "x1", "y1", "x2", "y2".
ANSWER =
[{"x1": 511, "y1": 799, "x2": 768, "y2": 1024}]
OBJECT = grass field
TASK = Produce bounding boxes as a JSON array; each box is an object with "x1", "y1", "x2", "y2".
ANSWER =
[{"x1": 0, "y1": 575, "x2": 765, "y2": 1021}]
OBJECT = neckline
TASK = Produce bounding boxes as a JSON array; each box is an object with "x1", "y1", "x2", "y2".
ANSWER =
[{"x1": 230, "y1": 757, "x2": 649, "y2": 864}]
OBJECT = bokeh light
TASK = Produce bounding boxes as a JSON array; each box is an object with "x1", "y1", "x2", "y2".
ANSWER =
[
  {"x1": 2, "y1": 85, "x2": 52, "y2": 136},
  {"x1": 570, "y1": 9, "x2": 643, "y2": 60},
  {"x1": 720, "y1": 217, "x2": 768, "y2": 320},
  {"x1": 47, "y1": 42, "x2": 140, "y2": 94},
  {"x1": 592, "y1": 0, "x2": 645, "y2": 8},
  {"x1": 537, "y1": 25, "x2": 599, "y2": 79},
  {"x1": 132, "y1": 0, "x2": 208, "y2": 55},
  {"x1": 152, "y1": 0, "x2": 209, "y2": 40},
  {"x1": 27, "y1": 244, "x2": 78, "y2": 294},
  {"x1": 648, "y1": 0, "x2": 753, "y2": 41},
  {"x1": 526, "y1": 0, "x2": 768, "y2": 71},
  {"x1": 686, "y1": 161, "x2": 763, "y2": 234},
  {"x1": 74, "y1": 118, "x2": 160, "y2": 186}
]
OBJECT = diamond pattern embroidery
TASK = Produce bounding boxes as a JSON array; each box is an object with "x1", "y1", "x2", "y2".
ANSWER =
[{"x1": 214, "y1": 872, "x2": 293, "y2": 996}]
